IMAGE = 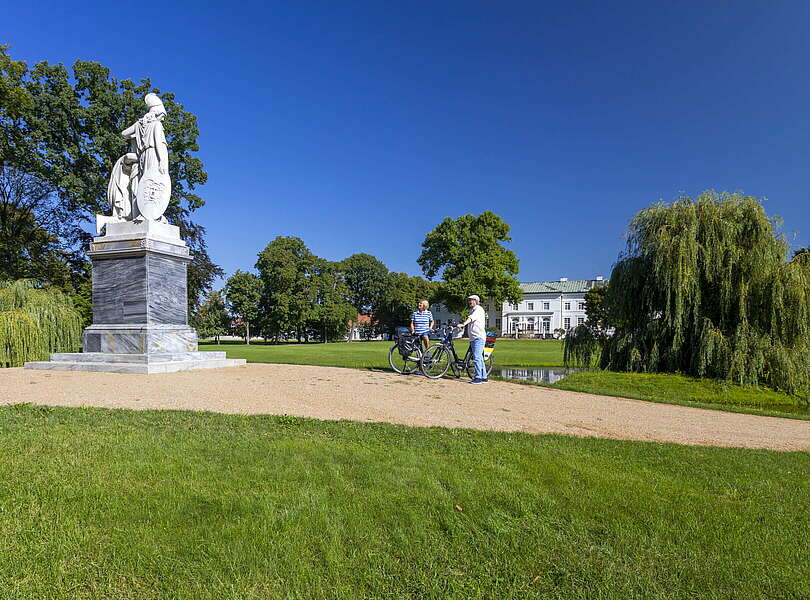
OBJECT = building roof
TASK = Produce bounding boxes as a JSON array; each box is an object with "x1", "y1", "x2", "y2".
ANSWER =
[{"x1": 520, "y1": 279, "x2": 606, "y2": 294}]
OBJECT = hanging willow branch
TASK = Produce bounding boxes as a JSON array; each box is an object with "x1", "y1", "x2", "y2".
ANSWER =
[
  {"x1": 565, "y1": 192, "x2": 810, "y2": 397},
  {"x1": 0, "y1": 279, "x2": 82, "y2": 367}
]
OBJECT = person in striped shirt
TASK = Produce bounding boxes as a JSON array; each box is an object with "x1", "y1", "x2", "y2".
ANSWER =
[{"x1": 410, "y1": 299, "x2": 434, "y2": 350}]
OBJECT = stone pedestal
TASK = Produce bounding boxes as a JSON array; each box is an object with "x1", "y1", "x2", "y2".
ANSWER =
[{"x1": 25, "y1": 221, "x2": 246, "y2": 374}]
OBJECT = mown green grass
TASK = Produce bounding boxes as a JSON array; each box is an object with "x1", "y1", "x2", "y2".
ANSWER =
[
  {"x1": 550, "y1": 371, "x2": 810, "y2": 420},
  {"x1": 0, "y1": 404, "x2": 808, "y2": 599},
  {"x1": 200, "y1": 339, "x2": 566, "y2": 368}
]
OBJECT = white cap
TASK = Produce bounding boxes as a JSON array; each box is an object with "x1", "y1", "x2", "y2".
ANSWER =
[{"x1": 467, "y1": 294, "x2": 480, "y2": 302}]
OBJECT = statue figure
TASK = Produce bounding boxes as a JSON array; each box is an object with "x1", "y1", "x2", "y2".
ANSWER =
[
  {"x1": 98, "y1": 93, "x2": 171, "y2": 234},
  {"x1": 106, "y1": 152, "x2": 139, "y2": 221}
]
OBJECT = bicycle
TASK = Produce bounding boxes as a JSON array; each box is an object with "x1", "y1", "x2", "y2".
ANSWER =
[
  {"x1": 419, "y1": 323, "x2": 494, "y2": 379},
  {"x1": 388, "y1": 327, "x2": 425, "y2": 374}
]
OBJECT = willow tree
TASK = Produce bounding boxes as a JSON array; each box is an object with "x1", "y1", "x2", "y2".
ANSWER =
[
  {"x1": 0, "y1": 280, "x2": 82, "y2": 367},
  {"x1": 565, "y1": 192, "x2": 810, "y2": 397}
]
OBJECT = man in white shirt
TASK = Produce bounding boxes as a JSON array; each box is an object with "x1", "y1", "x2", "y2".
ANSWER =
[{"x1": 456, "y1": 294, "x2": 487, "y2": 384}]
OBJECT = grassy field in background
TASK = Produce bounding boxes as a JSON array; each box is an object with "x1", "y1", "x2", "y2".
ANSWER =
[
  {"x1": 0, "y1": 403, "x2": 807, "y2": 599},
  {"x1": 200, "y1": 338, "x2": 566, "y2": 368}
]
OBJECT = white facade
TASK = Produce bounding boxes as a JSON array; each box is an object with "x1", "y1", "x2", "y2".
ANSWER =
[
  {"x1": 430, "y1": 300, "x2": 501, "y2": 330},
  {"x1": 429, "y1": 277, "x2": 606, "y2": 337}
]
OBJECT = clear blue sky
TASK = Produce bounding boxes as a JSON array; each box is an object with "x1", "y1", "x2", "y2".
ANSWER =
[{"x1": 6, "y1": 1, "x2": 810, "y2": 283}]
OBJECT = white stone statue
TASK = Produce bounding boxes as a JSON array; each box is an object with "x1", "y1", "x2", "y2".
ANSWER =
[
  {"x1": 97, "y1": 93, "x2": 171, "y2": 234},
  {"x1": 106, "y1": 152, "x2": 139, "y2": 221}
]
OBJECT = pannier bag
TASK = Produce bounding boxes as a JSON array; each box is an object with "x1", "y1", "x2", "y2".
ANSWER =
[
  {"x1": 395, "y1": 327, "x2": 417, "y2": 355},
  {"x1": 484, "y1": 331, "x2": 496, "y2": 359}
]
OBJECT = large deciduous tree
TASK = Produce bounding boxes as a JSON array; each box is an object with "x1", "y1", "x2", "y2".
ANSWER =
[
  {"x1": 562, "y1": 285, "x2": 607, "y2": 368},
  {"x1": 224, "y1": 271, "x2": 262, "y2": 344},
  {"x1": 308, "y1": 259, "x2": 357, "y2": 342},
  {"x1": 418, "y1": 211, "x2": 522, "y2": 314},
  {"x1": 374, "y1": 272, "x2": 439, "y2": 334},
  {"x1": 0, "y1": 166, "x2": 75, "y2": 288},
  {"x1": 256, "y1": 236, "x2": 317, "y2": 341},
  {"x1": 565, "y1": 192, "x2": 810, "y2": 396},
  {"x1": 0, "y1": 46, "x2": 222, "y2": 310},
  {"x1": 340, "y1": 253, "x2": 388, "y2": 315},
  {"x1": 0, "y1": 279, "x2": 82, "y2": 367},
  {"x1": 192, "y1": 289, "x2": 231, "y2": 344}
]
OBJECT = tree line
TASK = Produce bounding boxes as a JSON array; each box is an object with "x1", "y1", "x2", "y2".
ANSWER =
[{"x1": 196, "y1": 210, "x2": 525, "y2": 343}]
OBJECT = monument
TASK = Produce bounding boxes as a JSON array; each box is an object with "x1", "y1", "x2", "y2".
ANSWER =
[{"x1": 25, "y1": 94, "x2": 245, "y2": 373}]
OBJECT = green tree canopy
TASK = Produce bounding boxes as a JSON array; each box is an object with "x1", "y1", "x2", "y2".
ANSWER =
[
  {"x1": 0, "y1": 46, "x2": 222, "y2": 310},
  {"x1": 375, "y1": 272, "x2": 439, "y2": 334},
  {"x1": 0, "y1": 279, "x2": 82, "y2": 367},
  {"x1": 224, "y1": 271, "x2": 262, "y2": 344},
  {"x1": 0, "y1": 45, "x2": 30, "y2": 117},
  {"x1": 0, "y1": 166, "x2": 75, "y2": 288},
  {"x1": 255, "y1": 236, "x2": 317, "y2": 341},
  {"x1": 418, "y1": 211, "x2": 522, "y2": 314},
  {"x1": 192, "y1": 289, "x2": 230, "y2": 343},
  {"x1": 308, "y1": 259, "x2": 357, "y2": 342},
  {"x1": 566, "y1": 192, "x2": 810, "y2": 397},
  {"x1": 340, "y1": 253, "x2": 388, "y2": 315},
  {"x1": 583, "y1": 285, "x2": 609, "y2": 332},
  {"x1": 562, "y1": 284, "x2": 609, "y2": 368}
]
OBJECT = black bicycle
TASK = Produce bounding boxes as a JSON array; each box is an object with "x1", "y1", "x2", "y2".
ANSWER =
[
  {"x1": 388, "y1": 328, "x2": 424, "y2": 374},
  {"x1": 419, "y1": 323, "x2": 493, "y2": 379}
]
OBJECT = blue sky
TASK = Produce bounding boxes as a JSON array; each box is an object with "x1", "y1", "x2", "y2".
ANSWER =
[{"x1": 5, "y1": 1, "x2": 810, "y2": 283}]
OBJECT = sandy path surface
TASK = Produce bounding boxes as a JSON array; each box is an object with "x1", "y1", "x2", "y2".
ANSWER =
[{"x1": 1, "y1": 364, "x2": 809, "y2": 451}]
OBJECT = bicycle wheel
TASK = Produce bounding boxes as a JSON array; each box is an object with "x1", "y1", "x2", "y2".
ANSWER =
[
  {"x1": 420, "y1": 345, "x2": 451, "y2": 379},
  {"x1": 466, "y1": 353, "x2": 493, "y2": 379},
  {"x1": 389, "y1": 344, "x2": 422, "y2": 374}
]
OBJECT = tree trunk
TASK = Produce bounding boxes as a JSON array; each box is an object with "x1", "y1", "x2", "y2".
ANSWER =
[{"x1": 246, "y1": 321, "x2": 250, "y2": 345}]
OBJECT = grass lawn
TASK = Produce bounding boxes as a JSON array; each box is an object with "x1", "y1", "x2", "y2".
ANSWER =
[
  {"x1": 550, "y1": 371, "x2": 810, "y2": 420},
  {"x1": 0, "y1": 404, "x2": 808, "y2": 599},
  {"x1": 199, "y1": 338, "x2": 566, "y2": 368}
]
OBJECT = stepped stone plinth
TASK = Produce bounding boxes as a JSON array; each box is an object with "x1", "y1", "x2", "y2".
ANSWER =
[{"x1": 25, "y1": 221, "x2": 245, "y2": 374}]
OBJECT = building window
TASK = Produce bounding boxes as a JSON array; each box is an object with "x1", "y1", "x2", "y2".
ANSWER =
[
  {"x1": 511, "y1": 303, "x2": 519, "y2": 311},
  {"x1": 564, "y1": 302, "x2": 571, "y2": 310},
  {"x1": 527, "y1": 302, "x2": 534, "y2": 311},
  {"x1": 542, "y1": 318, "x2": 550, "y2": 333},
  {"x1": 578, "y1": 302, "x2": 586, "y2": 310},
  {"x1": 564, "y1": 317, "x2": 571, "y2": 329},
  {"x1": 578, "y1": 317, "x2": 585, "y2": 325},
  {"x1": 527, "y1": 317, "x2": 535, "y2": 331},
  {"x1": 543, "y1": 302, "x2": 549, "y2": 310}
]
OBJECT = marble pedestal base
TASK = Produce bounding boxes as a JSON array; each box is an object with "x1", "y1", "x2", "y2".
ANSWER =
[
  {"x1": 82, "y1": 324, "x2": 198, "y2": 354},
  {"x1": 25, "y1": 351, "x2": 246, "y2": 374},
  {"x1": 25, "y1": 219, "x2": 246, "y2": 374}
]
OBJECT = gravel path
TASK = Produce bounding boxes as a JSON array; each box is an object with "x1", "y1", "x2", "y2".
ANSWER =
[{"x1": 2, "y1": 364, "x2": 809, "y2": 451}]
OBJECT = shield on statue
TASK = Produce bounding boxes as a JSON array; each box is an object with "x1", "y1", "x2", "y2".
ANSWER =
[{"x1": 136, "y1": 167, "x2": 171, "y2": 221}]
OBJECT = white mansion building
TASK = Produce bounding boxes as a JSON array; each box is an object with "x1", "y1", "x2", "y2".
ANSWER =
[{"x1": 431, "y1": 277, "x2": 607, "y2": 337}]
